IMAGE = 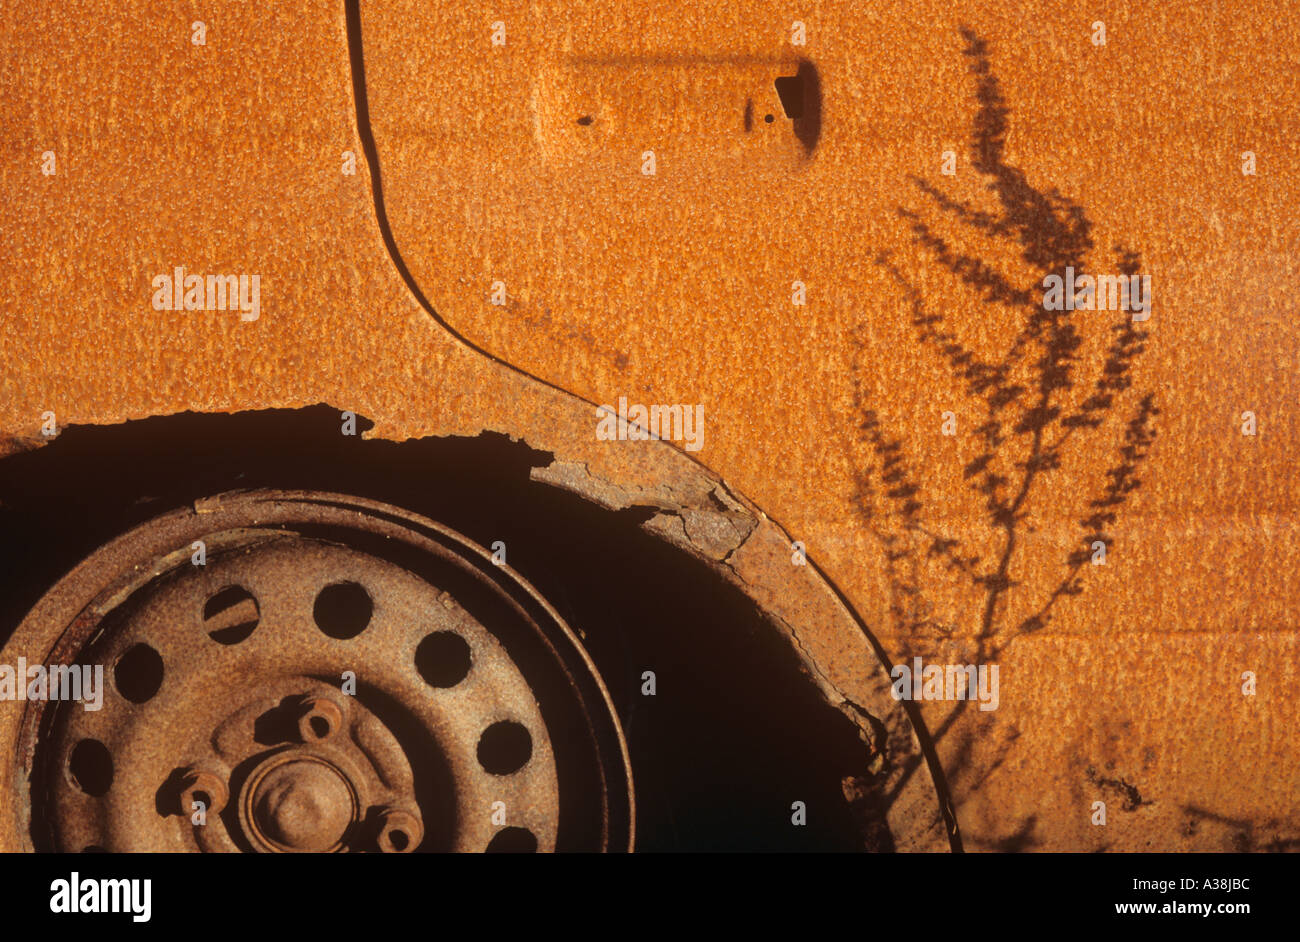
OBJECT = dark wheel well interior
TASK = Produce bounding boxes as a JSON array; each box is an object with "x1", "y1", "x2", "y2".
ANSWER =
[{"x1": 0, "y1": 406, "x2": 890, "y2": 851}]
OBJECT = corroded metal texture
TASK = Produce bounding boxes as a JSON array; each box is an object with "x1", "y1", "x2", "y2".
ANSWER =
[{"x1": 2, "y1": 0, "x2": 1293, "y2": 852}]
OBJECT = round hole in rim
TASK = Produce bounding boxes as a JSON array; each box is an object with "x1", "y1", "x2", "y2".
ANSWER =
[
  {"x1": 113, "y1": 643, "x2": 164, "y2": 703},
  {"x1": 414, "y1": 631, "x2": 472, "y2": 688},
  {"x1": 313, "y1": 582, "x2": 373, "y2": 639},
  {"x1": 203, "y1": 585, "x2": 260, "y2": 645},
  {"x1": 485, "y1": 827, "x2": 538, "y2": 853},
  {"x1": 69, "y1": 739, "x2": 113, "y2": 797},
  {"x1": 477, "y1": 721, "x2": 532, "y2": 775}
]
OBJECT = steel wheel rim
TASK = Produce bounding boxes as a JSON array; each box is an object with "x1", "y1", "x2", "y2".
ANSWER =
[{"x1": 3, "y1": 490, "x2": 634, "y2": 852}]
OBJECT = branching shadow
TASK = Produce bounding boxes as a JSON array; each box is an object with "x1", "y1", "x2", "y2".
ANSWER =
[
  {"x1": 850, "y1": 28, "x2": 1159, "y2": 841},
  {"x1": 1181, "y1": 806, "x2": 1300, "y2": 852}
]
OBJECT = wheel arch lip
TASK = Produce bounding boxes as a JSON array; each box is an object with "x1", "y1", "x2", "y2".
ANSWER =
[
  {"x1": 0, "y1": 403, "x2": 957, "y2": 852},
  {"x1": 529, "y1": 441, "x2": 957, "y2": 852}
]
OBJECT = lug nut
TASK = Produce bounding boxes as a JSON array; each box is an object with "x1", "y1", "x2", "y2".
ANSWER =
[
  {"x1": 178, "y1": 768, "x2": 228, "y2": 817},
  {"x1": 297, "y1": 696, "x2": 343, "y2": 743},
  {"x1": 375, "y1": 808, "x2": 422, "y2": 853}
]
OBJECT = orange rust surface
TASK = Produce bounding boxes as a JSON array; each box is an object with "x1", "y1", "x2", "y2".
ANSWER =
[{"x1": 2, "y1": 0, "x2": 1298, "y2": 850}]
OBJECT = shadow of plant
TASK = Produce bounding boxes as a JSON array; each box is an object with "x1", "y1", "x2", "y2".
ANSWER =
[
  {"x1": 1181, "y1": 806, "x2": 1300, "y2": 852},
  {"x1": 849, "y1": 27, "x2": 1159, "y2": 847}
]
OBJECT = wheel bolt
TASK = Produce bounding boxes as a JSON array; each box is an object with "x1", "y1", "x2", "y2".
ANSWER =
[
  {"x1": 178, "y1": 768, "x2": 228, "y2": 817},
  {"x1": 297, "y1": 696, "x2": 343, "y2": 743},
  {"x1": 375, "y1": 808, "x2": 422, "y2": 853}
]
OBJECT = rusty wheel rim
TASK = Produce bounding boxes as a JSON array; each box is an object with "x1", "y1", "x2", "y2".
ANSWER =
[{"x1": 6, "y1": 491, "x2": 634, "y2": 852}]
